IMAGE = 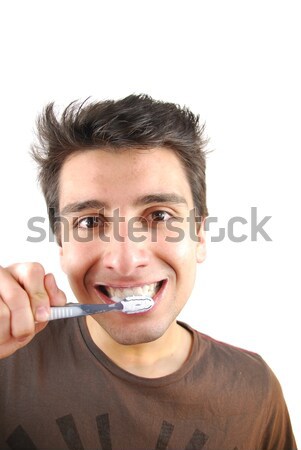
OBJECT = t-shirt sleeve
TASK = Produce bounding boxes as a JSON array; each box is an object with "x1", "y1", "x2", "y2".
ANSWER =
[{"x1": 259, "y1": 364, "x2": 297, "y2": 450}]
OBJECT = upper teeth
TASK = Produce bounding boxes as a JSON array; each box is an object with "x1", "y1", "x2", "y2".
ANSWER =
[{"x1": 105, "y1": 283, "x2": 160, "y2": 303}]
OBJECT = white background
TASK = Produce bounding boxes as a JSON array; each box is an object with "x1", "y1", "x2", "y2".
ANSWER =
[{"x1": 0, "y1": 0, "x2": 300, "y2": 444}]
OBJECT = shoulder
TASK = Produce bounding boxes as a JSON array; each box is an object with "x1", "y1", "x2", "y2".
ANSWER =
[
  {"x1": 182, "y1": 322, "x2": 279, "y2": 397},
  {"x1": 185, "y1": 324, "x2": 297, "y2": 448}
]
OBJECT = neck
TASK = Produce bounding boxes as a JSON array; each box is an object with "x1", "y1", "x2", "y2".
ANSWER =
[{"x1": 86, "y1": 317, "x2": 192, "y2": 378}]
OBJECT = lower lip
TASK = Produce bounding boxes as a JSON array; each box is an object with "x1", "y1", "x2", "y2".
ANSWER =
[{"x1": 94, "y1": 280, "x2": 167, "y2": 314}]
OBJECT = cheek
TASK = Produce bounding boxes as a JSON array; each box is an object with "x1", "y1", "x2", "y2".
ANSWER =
[
  {"x1": 60, "y1": 241, "x2": 96, "y2": 281},
  {"x1": 162, "y1": 238, "x2": 197, "y2": 306},
  {"x1": 157, "y1": 229, "x2": 198, "y2": 268},
  {"x1": 60, "y1": 243, "x2": 99, "y2": 303}
]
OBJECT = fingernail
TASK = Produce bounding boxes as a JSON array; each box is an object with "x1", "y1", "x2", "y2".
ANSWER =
[{"x1": 35, "y1": 306, "x2": 50, "y2": 322}]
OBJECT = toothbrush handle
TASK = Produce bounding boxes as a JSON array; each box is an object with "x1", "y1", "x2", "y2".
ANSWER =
[{"x1": 49, "y1": 303, "x2": 122, "y2": 320}]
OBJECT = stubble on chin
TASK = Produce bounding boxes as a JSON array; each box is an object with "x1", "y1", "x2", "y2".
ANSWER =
[
  {"x1": 106, "y1": 322, "x2": 169, "y2": 346},
  {"x1": 90, "y1": 315, "x2": 174, "y2": 346}
]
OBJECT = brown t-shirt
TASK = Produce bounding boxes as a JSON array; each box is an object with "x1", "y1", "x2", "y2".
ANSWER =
[{"x1": 0, "y1": 318, "x2": 297, "y2": 450}]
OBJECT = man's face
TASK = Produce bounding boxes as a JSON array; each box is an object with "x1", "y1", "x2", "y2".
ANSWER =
[{"x1": 59, "y1": 147, "x2": 205, "y2": 345}]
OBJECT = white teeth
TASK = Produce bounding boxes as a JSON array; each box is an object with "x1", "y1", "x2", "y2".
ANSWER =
[
  {"x1": 104, "y1": 282, "x2": 160, "y2": 303},
  {"x1": 142, "y1": 285, "x2": 149, "y2": 295},
  {"x1": 124, "y1": 288, "x2": 132, "y2": 297},
  {"x1": 133, "y1": 286, "x2": 143, "y2": 296},
  {"x1": 116, "y1": 288, "x2": 122, "y2": 298}
]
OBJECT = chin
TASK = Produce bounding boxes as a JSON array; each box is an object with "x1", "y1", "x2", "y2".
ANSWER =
[{"x1": 101, "y1": 320, "x2": 170, "y2": 346}]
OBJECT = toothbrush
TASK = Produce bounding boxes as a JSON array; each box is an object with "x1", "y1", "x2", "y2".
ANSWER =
[{"x1": 48, "y1": 296, "x2": 154, "y2": 320}]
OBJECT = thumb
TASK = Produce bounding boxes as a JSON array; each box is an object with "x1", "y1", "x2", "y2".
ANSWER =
[{"x1": 44, "y1": 273, "x2": 67, "y2": 306}]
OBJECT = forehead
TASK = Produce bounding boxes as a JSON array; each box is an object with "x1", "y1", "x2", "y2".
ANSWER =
[{"x1": 58, "y1": 147, "x2": 193, "y2": 208}]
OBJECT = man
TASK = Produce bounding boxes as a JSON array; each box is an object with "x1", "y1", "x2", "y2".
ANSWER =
[{"x1": 0, "y1": 95, "x2": 296, "y2": 449}]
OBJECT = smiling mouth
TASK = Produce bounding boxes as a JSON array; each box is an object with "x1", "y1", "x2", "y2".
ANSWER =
[{"x1": 95, "y1": 281, "x2": 164, "y2": 303}]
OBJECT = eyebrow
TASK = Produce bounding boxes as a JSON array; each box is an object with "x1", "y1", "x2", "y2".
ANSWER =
[
  {"x1": 60, "y1": 193, "x2": 188, "y2": 216},
  {"x1": 60, "y1": 200, "x2": 108, "y2": 216},
  {"x1": 133, "y1": 193, "x2": 188, "y2": 207}
]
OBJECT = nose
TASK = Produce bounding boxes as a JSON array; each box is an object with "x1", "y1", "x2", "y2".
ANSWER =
[{"x1": 101, "y1": 221, "x2": 150, "y2": 276}]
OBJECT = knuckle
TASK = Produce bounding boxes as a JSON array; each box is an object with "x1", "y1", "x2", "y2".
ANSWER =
[
  {"x1": 22, "y1": 262, "x2": 45, "y2": 279},
  {"x1": 13, "y1": 327, "x2": 34, "y2": 340},
  {"x1": 3, "y1": 289, "x2": 28, "y2": 309},
  {"x1": 0, "y1": 265, "x2": 9, "y2": 280},
  {"x1": 32, "y1": 291, "x2": 48, "y2": 303},
  {"x1": 11, "y1": 316, "x2": 35, "y2": 339}
]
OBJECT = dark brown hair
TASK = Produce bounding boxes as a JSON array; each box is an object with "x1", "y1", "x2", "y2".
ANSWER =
[{"x1": 31, "y1": 94, "x2": 208, "y2": 242}]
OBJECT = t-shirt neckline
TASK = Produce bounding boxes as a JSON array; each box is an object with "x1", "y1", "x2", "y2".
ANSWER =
[{"x1": 77, "y1": 317, "x2": 200, "y2": 387}]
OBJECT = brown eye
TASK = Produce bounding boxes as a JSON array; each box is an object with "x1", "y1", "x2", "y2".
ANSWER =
[
  {"x1": 77, "y1": 216, "x2": 104, "y2": 229},
  {"x1": 150, "y1": 211, "x2": 171, "y2": 222}
]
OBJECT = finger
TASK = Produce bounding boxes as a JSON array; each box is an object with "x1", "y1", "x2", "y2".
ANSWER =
[
  {"x1": 0, "y1": 297, "x2": 10, "y2": 344},
  {"x1": 44, "y1": 273, "x2": 67, "y2": 306},
  {"x1": 0, "y1": 266, "x2": 35, "y2": 339},
  {"x1": 8, "y1": 263, "x2": 50, "y2": 323}
]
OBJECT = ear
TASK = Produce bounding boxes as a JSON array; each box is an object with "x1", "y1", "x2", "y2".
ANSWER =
[{"x1": 196, "y1": 219, "x2": 206, "y2": 263}]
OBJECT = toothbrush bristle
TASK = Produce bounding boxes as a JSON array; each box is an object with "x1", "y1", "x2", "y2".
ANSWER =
[{"x1": 121, "y1": 296, "x2": 154, "y2": 314}]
